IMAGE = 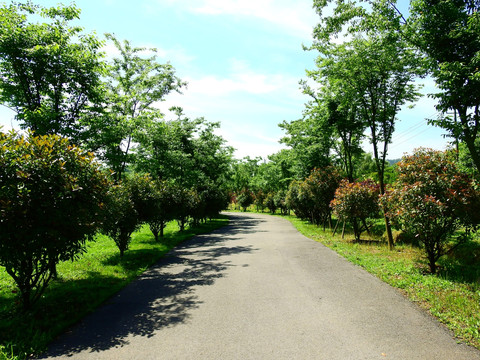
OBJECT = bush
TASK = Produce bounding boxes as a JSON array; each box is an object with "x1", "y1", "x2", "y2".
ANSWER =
[
  {"x1": 302, "y1": 166, "x2": 342, "y2": 227},
  {"x1": 254, "y1": 190, "x2": 266, "y2": 212},
  {"x1": 274, "y1": 189, "x2": 289, "y2": 215},
  {"x1": 286, "y1": 180, "x2": 310, "y2": 220},
  {"x1": 265, "y1": 192, "x2": 277, "y2": 214},
  {"x1": 285, "y1": 167, "x2": 342, "y2": 226},
  {"x1": 237, "y1": 188, "x2": 254, "y2": 212},
  {"x1": 380, "y1": 148, "x2": 480, "y2": 273},
  {"x1": 0, "y1": 131, "x2": 110, "y2": 309},
  {"x1": 171, "y1": 186, "x2": 196, "y2": 231},
  {"x1": 102, "y1": 181, "x2": 141, "y2": 257},
  {"x1": 331, "y1": 179, "x2": 380, "y2": 241},
  {"x1": 129, "y1": 174, "x2": 174, "y2": 242}
]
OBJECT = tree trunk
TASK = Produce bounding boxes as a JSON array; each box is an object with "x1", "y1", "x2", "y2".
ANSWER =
[
  {"x1": 332, "y1": 219, "x2": 339, "y2": 236},
  {"x1": 384, "y1": 213, "x2": 394, "y2": 250}
]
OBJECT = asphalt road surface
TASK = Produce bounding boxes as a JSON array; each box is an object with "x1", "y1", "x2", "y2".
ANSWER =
[{"x1": 41, "y1": 212, "x2": 480, "y2": 360}]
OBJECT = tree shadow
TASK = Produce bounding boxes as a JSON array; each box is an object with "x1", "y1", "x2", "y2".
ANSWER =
[
  {"x1": 40, "y1": 214, "x2": 257, "y2": 357},
  {"x1": 438, "y1": 240, "x2": 480, "y2": 285}
]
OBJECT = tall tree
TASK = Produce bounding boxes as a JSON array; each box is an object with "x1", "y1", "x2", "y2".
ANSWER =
[
  {"x1": 89, "y1": 34, "x2": 186, "y2": 181},
  {"x1": 300, "y1": 78, "x2": 366, "y2": 182},
  {"x1": 408, "y1": 0, "x2": 480, "y2": 174},
  {"x1": 309, "y1": 0, "x2": 422, "y2": 248},
  {"x1": 279, "y1": 111, "x2": 333, "y2": 179},
  {"x1": 0, "y1": 2, "x2": 105, "y2": 141},
  {"x1": 135, "y1": 108, "x2": 234, "y2": 189}
]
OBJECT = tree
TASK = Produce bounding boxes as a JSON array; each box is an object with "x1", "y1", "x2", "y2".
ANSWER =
[
  {"x1": 279, "y1": 114, "x2": 333, "y2": 180},
  {"x1": 302, "y1": 166, "x2": 343, "y2": 227},
  {"x1": 274, "y1": 189, "x2": 289, "y2": 215},
  {"x1": 0, "y1": 130, "x2": 110, "y2": 309},
  {"x1": 285, "y1": 180, "x2": 310, "y2": 220},
  {"x1": 102, "y1": 181, "x2": 141, "y2": 257},
  {"x1": 408, "y1": 0, "x2": 480, "y2": 174},
  {"x1": 198, "y1": 183, "x2": 229, "y2": 220},
  {"x1": 381, "y1": 148, "x2": 480, "y2": 274},
  {"x1": 128, "y1": 174, "x2": 175, "y2": 242},
  {"x1": 0, "y1": 2, "x2": 105, "y2": 141},
  {"x1": 254, "y1": 190, "x2": 266, "y2": 212},
  {"x1": 171, "y1": 186, "x2": 196, "y2": 231},
  {"x1": 237, "y1": 188, "x2": 254, "y2": 212},
  {"x1": 264, "y1": 192, "x2": 277, "y2": 214},
  {"x1": 89, "y1": 35, "x2": 186, "y2": 181},
  {"x1": 135, "y1": 110, "x2": 233, "y2": 189},
  {"x1": 331, "y1": 179, "x2": 380, "y2": 241},
  {"x1": 309, "y1": 0, "x2": 423, "y2": 249}
]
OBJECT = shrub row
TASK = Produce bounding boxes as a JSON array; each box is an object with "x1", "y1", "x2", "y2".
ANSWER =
[{"x1": 0, "y1": 131, "x2": 228, "y2": 309}]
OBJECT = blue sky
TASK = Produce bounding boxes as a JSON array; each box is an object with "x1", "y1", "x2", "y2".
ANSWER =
[{"x1": 0, "y1": 0, "x2": 449, "y2": 159}]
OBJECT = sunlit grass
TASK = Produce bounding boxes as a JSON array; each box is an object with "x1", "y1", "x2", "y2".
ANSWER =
[{"x1": 0, "y1": 217, "x2": 228, "y2": 360}]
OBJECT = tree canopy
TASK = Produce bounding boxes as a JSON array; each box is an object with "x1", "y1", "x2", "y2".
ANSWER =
[{"x1": 0, "y1": 2, "x2": 105, "y2": 141}]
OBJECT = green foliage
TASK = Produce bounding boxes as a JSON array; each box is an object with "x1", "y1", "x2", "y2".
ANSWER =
[
  {"x1": 304, "y1": 166, "x2": 343, "y2": 226},
  {"x1": 381, "y1": 148, "x2": 480, "y2": 273},
  {"x1": 102, "y1": 181, "x2": 140, "y2": 257},
  {"x1": 279, "y1": 116, "x2": 333, "y2": 179},
  {"x1": 273, "y1": 189, "x2": 289, "y2": 215},
  {"x1": 170, "y1": 185, "x2": 196, "y2": 231},
  {"x1": 264, "y1": 192, "x2": 277, "y2": 214},
  {"x1": 0, "y1": 2, "x2": 105, "y2": 141},
  {"x1": 285, "y1": 167, "x2": 342, "y2": 226},
  {"x1": 409, "y1": 0, "x2": 480, "y2": 173},
  {"x1": 309, "y1": 0, "x2": 424, "y2": 249},
  {"x1": 237, "y1": 188, "x2": 254, "y2": 212},
  {"x1": 0, "y1": 130, "x2": 110, "y2": 309},
  {"x1": 128, "y1": 174, "x2": 174, "y2": 241},
  {"x1": 254, "y1": 190, "x2": 266, "y2": 212},
  {"x1": 87, "y1": 35, "x2": 186, "y2": 181},
  {"x1": 331, "y1": 179, "x2": 380, "y2": 241},
  {"x1": 197, "y1": 184, "x2": 229, "y2": 220},
  {"x1": 135, "y1": 111, "x2": 233, "y2": 189}
]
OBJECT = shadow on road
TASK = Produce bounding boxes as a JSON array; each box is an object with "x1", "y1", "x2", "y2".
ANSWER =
[{"x1": 41, "y1": 213, "x2": 258, "y2": 358}]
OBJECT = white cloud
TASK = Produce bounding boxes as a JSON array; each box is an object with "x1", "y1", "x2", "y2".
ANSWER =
[
  {"x1": 101, "y1": 41, "x2": 195, "y2": 69},
  {"x1": 154, "y1": 60, "x2": 305, "y2": 159},
  {"x1": 178, "y1": 58, "x2": 302, "y2": 98},
  {"x1": 150, "y1": 0, "x2": 317, "y2": 38}
]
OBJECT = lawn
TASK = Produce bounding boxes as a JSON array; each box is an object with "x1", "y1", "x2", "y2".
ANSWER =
[{"x1": 0, "y1": 217, "x2": 228, "y2": 360}]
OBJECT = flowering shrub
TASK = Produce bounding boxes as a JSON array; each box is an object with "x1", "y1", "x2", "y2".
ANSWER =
[
  {"x1": 380, "y1": 148, "x2": 480, "y2": 273},
  {"x1": 286, "y1": 166, "x2": 342, "y2": 226},
  {"x1": 0, "y1": 131, "x2": 110, "y2": 308},
  {"x1": 331, "y1": 179, "x2": 380, "y2": 241}
]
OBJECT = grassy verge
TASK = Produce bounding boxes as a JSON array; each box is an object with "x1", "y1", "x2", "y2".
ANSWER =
[
  {"x1": 0, "y1": 217, "x2": 228, "y2": 360},
  {"x1": 281, "y1": 214, "x2": 480, "y2": 350}
]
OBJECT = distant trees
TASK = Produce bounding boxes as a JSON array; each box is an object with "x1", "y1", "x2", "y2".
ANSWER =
[{"x1": 0, "y1": 131, "x2": 110, "y2": 309}]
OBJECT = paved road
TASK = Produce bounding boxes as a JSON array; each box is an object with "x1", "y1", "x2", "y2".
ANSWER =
[{"x1": 41, "y1": 212, "x2": 480, "y2": 360}]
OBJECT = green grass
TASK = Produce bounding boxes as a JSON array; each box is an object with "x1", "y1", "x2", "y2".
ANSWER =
[
  {"x1": 0, "y1": 217, "x2": 228, "y2": 360},
  {"x1": 281, "y1": 214, "x2": 480, "y2": 350}
]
